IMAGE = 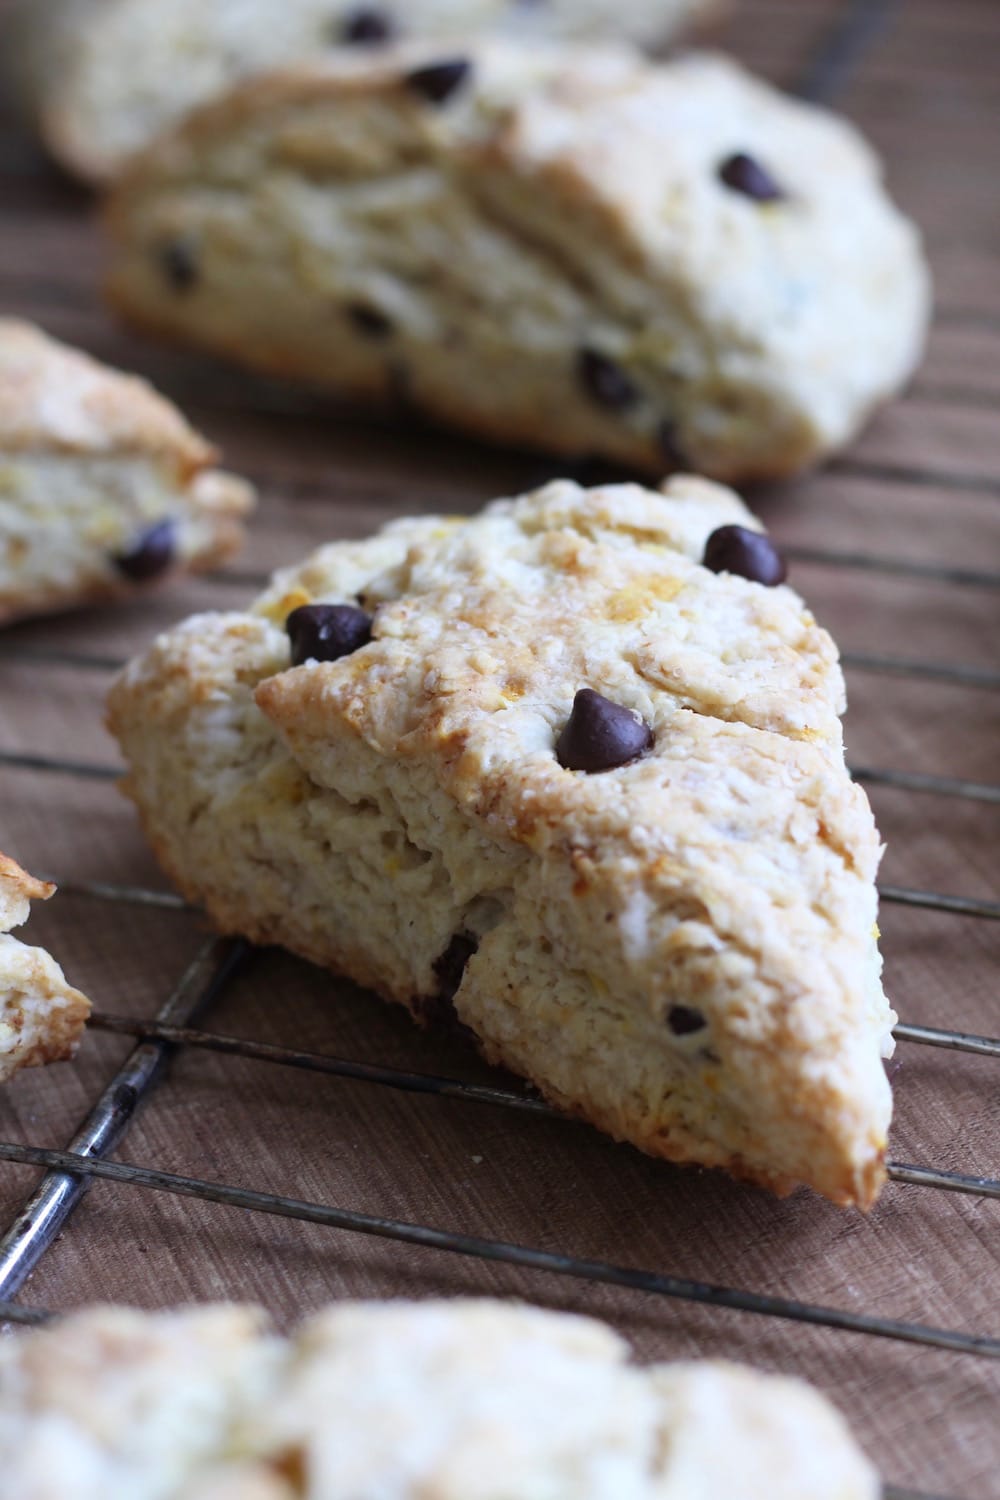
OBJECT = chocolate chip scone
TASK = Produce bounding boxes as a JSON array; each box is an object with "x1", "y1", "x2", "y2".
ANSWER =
[
  {"x1": 0, "y1": 854, "x2": 90, "y2": 1082},
  {"x1": 105, "y1": 44, "x2": 929, "y2": 482},
  {"x1": 108, "y1": 476, "x2": 895, "y2": 1206},
  {"x1": 5, "y1": 0, "x2": 725, "y2": 184},
  {"x1": 0, "y1": 1298, "x2": 879, "y2": 1498},
  {"x1": 0, "y1": 320, "x2": 253, "y2": 625}
]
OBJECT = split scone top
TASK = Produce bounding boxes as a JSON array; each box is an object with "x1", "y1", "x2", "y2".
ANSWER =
[
  {"x1": 0, "y1": 320, "x2": 254, "y2": 625},
  {"x1": 0, "y1": 1298, "x2": 879, "y2": 1499},
  {"x1": 5, "y1": 0, "x2": 724, "y2": 184},
  {"x1": 106, "y1": 44, "x2": 929, "y2": 482},
  {"x1": 0, "y1": 855, "x2": 90, "y2": 1083},
  {"x1": 108, "y1": 476, "x2": 895, "y2": 1206}
]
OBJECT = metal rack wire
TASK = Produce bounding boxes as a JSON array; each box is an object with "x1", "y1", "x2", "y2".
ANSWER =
[
  {"x1": 0, "y1": 545, "x2": 996, "y2": 1500},
  {"x1": 0, "y1": 707, "x2": 997, "y2": 1500},
  {"x1": 0, "y1": 4, "x2": 996, "y2": 1499}
]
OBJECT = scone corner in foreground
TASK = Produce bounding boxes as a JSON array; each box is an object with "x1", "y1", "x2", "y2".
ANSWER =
[
  {"x1": 0, "y1": 853, "x2": 91, "y2": 1082},
  {"x1": 0, "y1": 318, "x2": 254, "y2": 625},
  {"x1": 3, "y1": 0, "x2": 728, "y2": 184},
  {"x1": 0, "y1": 1298, "x2": 880, "y2": 1499},
  {"x1": 105, "y1": 42, "x2": 930, "y2": 481},
  {"x1": 108, "y1": 473, "x2": 896, "y2": 1208}
]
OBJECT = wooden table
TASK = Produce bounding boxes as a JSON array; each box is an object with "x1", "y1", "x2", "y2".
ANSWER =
[{"x1": 0, "y1": 3, "x2": 997, "y2": 1495}]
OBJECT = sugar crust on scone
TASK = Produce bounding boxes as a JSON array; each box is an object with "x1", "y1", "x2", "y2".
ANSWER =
[
  {"x1": 0, "y1": 853, "x2": 91, "y2": 1082},
  {"x1": 0, "y1": 1298, "x2": 879, "y2": 1499},
  {"x1": 105, "y1": 44, "x2": 929, "y2": 481},
  {"x1": 108, "y1": 476, "x2": 895, "y2": 1207},
  {"x1": 4, "y1": 0, "x2": 726, "y2": 183},
  {"x1": 0, "y1": 319, "x2": 254, "y2": 625}
]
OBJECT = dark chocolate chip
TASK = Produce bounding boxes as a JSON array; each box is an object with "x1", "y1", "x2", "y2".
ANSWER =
[
  {"x1": 433, "y1": 932, "x2": 478, "y2": 1004},
  {"x1": 405, "y1": 58, "x2": 472, "y2": 105},
  {"x1": 718, "y1": 152, "x2": 785, "y2": 203},
  {"x1": 339, "y1": 7, "x2": 394, "y2": 43},
  {"x1": 657, "y1": 418, "x2": 686, "y2": 470},
  {"x1": 556, "y1": 689, "x2": 653, "y2": 774},
  {"x1": 703, "y1": 525, "x2": 787, "y2": 586},
  {"x1": 347, "y1": 302, "x2": 394, "y2": 339},
  {"x1": 159, "y1": 238, "x2": 199, "y2": 291},
  {"x1": 578, "y1": 348, "x2": 639, "y2": 412},
  {"x1": 112, "y1": 519, "x2": 177, "y2": 582},
  {"x1": 417, "y1": 933, "x2": 479, "y2": 1039},
  {"x1": 667, "y1": 1005, "x2": 707, "y2": 1036},
  {"x1": 286, "y1": 603, "x2": 373, "y2": 666}
]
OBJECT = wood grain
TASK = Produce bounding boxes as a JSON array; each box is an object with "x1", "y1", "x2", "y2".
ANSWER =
[{"x1": 0, "y1": 4, "x2": 998, "y2": 1495}]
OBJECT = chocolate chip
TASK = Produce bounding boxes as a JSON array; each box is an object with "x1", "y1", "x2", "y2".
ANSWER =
[
  {"x1": 718, "y1": 152, "x2": 785, "y2": 203},
  {"x1": 347, "y1": 302, "x2": 394, "y2": 339},
  {"x1": 112, "y1": 519, "x2": 176, "y2": 581},
  {"x1": 667, "y1": 1005, "x2": 707, "y2": 1036},
  {"x1": 433, "y1": 932, "x2": 478, "y2": 1003},
  {"x1": 578, "y1": 348, "x2": 639, "y2": 412},
  {"x1": 339, "y1": 7, "x2": 394, "y2": 43},
  {"x1": 703, "y1": 525, "x2": 787, "y2": 586},
  {"x1": 556, "y1": 689, "x2": 653, "y2": 774},
  {"x1": 404, "y1": 58, "x2": 472, "y2": 105},
  {"x1": 159, "y1": 238, "x2": 199, "y2": 291},
  {"x1": 286, "y1": 603, "x2": 373, "y2": 666},
  {"x1": 417, "y1": 933, "x2": 479, "y2": 1040}
]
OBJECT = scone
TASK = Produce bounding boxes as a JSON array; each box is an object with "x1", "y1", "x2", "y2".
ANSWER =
[
  {"x1": 5, "y1": 0, "x2": 725, "y2": 184},
  {"x1": 0, "y1": 1298, "x2": 879, "y2": 1499},
  {"x1": 0, "y1": 854, "x2": 90, "y2": 1082},
  {"x1": 0, "y1": 320, "x2": 254, "y2": 625},
  {"x1": 108, "y1": 476, "x2": 896, "y2": 1206},
  {"x1": 105, "y1": 45, "x2": 929, "y2": 482}
]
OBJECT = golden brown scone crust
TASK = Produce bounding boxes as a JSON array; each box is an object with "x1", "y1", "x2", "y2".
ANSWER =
[
  {"x1": 0, "y1": 853, "x2": 91, "y2": 1081},
  {"x1": 0, "y1": 316, "x2": 211, "y2": 473},
  {"x1": 108, "y1": 476, "x2": 895, "y2": 1206}
]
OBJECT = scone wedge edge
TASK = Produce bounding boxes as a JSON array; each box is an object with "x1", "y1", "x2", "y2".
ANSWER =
[
  {"x1": 0, "y1": 319, "x2": 254, "y2": 625},
  {"x1": 0, "y1": 853, "x2": 91, "y2": 1082},
  {"x1": 107, "y1": 476, "x2": 895, "y2": 1206}
]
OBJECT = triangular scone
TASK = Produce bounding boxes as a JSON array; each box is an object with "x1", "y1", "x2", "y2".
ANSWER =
[
  {"x1": 0, "y1": 1299, "x2": 879, "y2": 1499},
  {"x1": 0, "y1": 854, "x2": 91, "y2": 1082},
  {"x1": 106, "y1": 45, "x2": 928, "y2": 481},
  {"x1": 108, "y1": 476, "x2": 895, "y2": 1205},
  {"x1": 4, "y1": 0, "x2": 725, "y2": 185},
  {"x1": 0, "y1": 320, "x2": 254, "y2": 626}
]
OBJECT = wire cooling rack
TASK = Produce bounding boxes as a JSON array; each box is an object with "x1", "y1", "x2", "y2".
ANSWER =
[
  {"x1": 0, "y1": 3, "x2": 997, "y2": 1498},
  {"x1": 0, "y1": 505, "x2": 997, "y2": 1499},
  {"x1": 0, "y1": 702, "x2": 997, "y2": 1500}
]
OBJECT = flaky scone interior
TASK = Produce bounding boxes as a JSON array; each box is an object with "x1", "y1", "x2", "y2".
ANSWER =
[
  {"x1": 0, "y1": 1298, "x2": 879, "y2": 1499},
  {"x1": 0, "y1": 853, "x2": 91, "y2": 1082},
  {"x1": 108, "y1": 475, "x2": 895, "y2": 1206},
  {"x1": 0, "y1": 319, "x2": 253, "y2": 625}
]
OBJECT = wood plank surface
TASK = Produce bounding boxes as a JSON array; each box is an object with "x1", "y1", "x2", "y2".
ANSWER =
[{"x1": 0, "y1": 3, "x2": 998, "y2": 1496}]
